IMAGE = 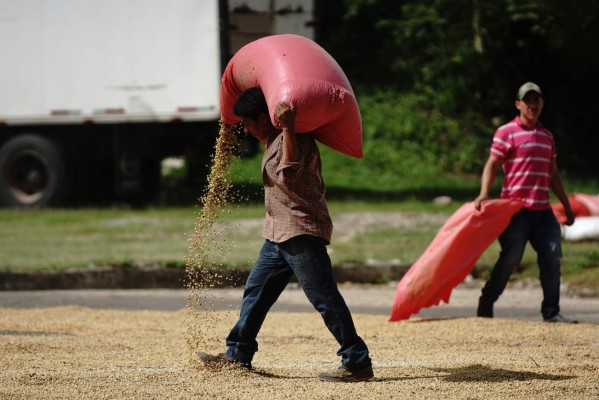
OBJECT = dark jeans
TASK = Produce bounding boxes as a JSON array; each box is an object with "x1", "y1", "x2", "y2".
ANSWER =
[
  {"x1": 225, "y1": 235, "x2": 371, "y2": 369},
  {"x1": 481, "y1": 208, "x2": 562, "y2": 319}
]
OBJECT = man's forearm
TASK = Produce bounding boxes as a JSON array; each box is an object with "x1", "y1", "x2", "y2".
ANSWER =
[{"x1": 281, "y1": 128, "x2": 299, "y2": 164}]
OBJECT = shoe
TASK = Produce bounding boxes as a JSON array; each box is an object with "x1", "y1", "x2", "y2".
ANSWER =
[
  {"x1": 318, "y1": 365, "x2": 374, "y2": 382},
  {"x1": 544, "y1": 314, "x2": 579, "y2": 324},
  {"x1": 196, "y1": 351, "x2": 252, "y2": 370},
  {"x1": 477, "y1": 297, "x2": 494, "y2": 318}
]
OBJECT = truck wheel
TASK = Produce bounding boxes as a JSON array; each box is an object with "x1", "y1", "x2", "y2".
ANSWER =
[{"x1": 0, "y1": 134, "x2": 71, "y2": 208}]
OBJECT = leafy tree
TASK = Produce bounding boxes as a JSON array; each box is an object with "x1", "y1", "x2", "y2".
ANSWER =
[{"x1": 315, "y1": 0, "x2": 599, "y2": 173}]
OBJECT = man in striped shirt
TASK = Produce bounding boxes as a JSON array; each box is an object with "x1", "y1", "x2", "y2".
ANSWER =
[{"x1": 474, "y1": 82, "x2": 577, "y2": 323}]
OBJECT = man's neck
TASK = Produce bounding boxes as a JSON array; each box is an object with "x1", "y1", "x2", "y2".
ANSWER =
[{"x1": 520, "y1": 115, "x2": 539, "y2": 128}]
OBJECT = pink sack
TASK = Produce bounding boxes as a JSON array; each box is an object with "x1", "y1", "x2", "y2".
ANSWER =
[
  {"x1": 220, "y1": 34, "x2": 363, "y2": 158},
  {"x1": 389, "y1": 199, "x2": 524, "y2": 322},
  {"x1": 572, "y1": 193, "x2": 599, "y2": 216},
  {"x1": 552, "y1": 196, "x2": 591, "y2": 224},
  {"x1": 551, "y1": 193, "x2": 599, "y2": 223}
]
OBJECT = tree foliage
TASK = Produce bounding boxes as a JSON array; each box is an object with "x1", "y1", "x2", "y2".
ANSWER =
[{"x1": 315, "y1": 0, "x2": 599, "y2": 174}]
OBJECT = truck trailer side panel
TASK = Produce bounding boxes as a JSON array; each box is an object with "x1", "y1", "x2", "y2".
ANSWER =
[{"x1": 1, "y1": 0, "x2": 221, "y2": 124}]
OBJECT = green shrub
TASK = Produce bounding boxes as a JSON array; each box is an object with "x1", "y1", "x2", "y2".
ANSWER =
[{"x1": 355, "y1": 90, "x2": 489, "y2": 177}]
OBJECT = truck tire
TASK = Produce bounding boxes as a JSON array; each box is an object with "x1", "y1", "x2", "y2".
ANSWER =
[{"x1": 0, "y1": 134, "x2": 71, "y2": 208}]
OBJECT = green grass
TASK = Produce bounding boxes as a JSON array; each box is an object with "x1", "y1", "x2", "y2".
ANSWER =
[
  {"x1": 0, "y1": 207, "x2": 196, "y2": 271},
  {"x1": 1, "y1": 200, "x2": 598, "y2": 291},
  {"x1": 226, "y1": 146, "x2": 485, "y2": 204},
  {"x1": 1, "y1": 151, "x2": 598, "y2": 291}
]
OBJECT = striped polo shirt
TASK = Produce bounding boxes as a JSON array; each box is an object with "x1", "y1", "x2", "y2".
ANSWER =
[{"x1": 491, "y1": 116, "x2": 556, "y2": 210}]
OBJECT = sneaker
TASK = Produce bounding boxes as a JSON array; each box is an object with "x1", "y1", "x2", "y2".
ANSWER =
[
  {"x1": 543, "y1": 314, "x2": 579, "y2": 324},
  {"x1": 318, "y1": 365, "x2": 374, "y2": 382},
  {"x1": 477, "y1": 297, "x2": 494, "y2": 318},
  {"x1": 196, "y1": 351, "x2": 252, "y2": 370}
]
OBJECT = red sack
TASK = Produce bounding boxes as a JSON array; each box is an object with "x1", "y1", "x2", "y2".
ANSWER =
[
  {"x1": 220, "y1": 34, "x2": 363, "y2": 158},
  {"x1": 389, "y1": 199, "x2": 524, "y2": 322},
  {"x1": 552, "y1": 196, "x2": 591, "y2": 224},
  {"x1": 571, "y1": 193, "x2": 599, "y2": 216}
]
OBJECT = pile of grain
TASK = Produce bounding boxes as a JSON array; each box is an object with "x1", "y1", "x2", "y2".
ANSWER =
[{"x1": 1, "y1": 307, "x2": 597, "y2": 399}]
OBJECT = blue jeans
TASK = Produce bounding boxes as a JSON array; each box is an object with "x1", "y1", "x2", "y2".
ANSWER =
[
  {"x1": 481, "y1": 208, "x2": 562, "y2": 319},
  {"x1": 225, "y1": 235, "x2": 371, "y2": 369}
]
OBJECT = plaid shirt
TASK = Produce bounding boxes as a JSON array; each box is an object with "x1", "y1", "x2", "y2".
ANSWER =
[{"x1": 261, "y1": 132, "x2": 333, "y2": 244}]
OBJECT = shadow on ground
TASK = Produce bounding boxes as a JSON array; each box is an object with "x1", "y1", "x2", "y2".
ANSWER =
[{"x1": 430, "y1": 364, "x2": 575, "y2": 383}]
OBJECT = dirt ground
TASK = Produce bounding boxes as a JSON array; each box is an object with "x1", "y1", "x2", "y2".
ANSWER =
[
  {"x1": 1, "y1": 207, "x2": 598, "y2": 399},
  {"x1": 1, "y1": 301, "x2": 597, "y2": 399}
]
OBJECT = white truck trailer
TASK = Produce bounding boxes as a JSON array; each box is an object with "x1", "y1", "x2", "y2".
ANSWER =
[{"x1": 0, "y1": 0, "x2": 314, "y2": 207}]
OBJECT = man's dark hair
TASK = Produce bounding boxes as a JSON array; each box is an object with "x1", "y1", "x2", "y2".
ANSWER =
[{"x1": 233, "y1": 87, "x2": 269, "y2": 120}]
